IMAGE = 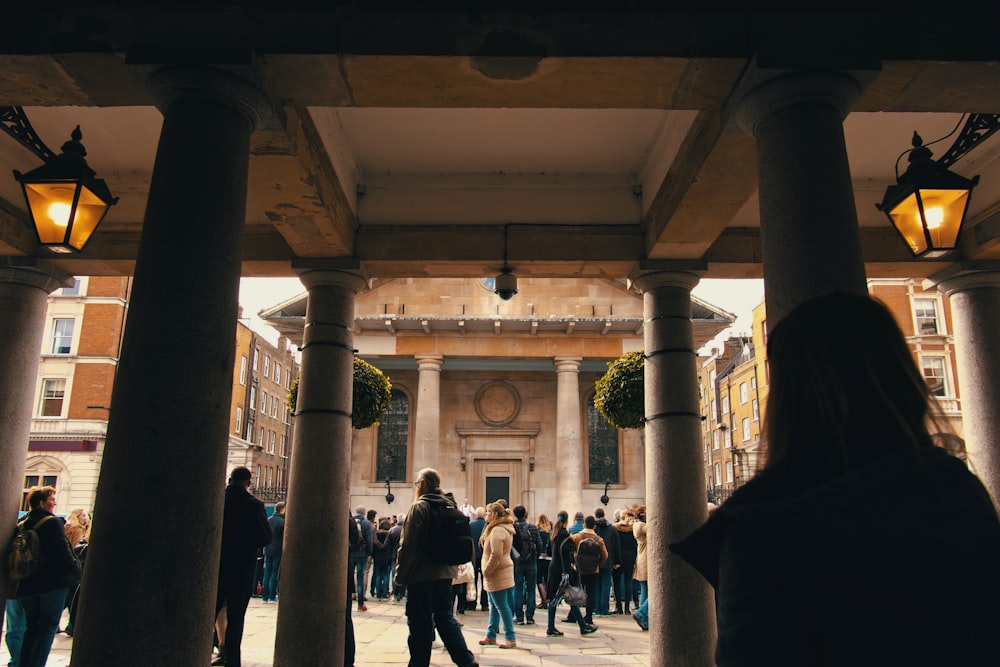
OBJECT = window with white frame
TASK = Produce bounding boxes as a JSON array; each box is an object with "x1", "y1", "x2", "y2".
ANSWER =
[
  {"x1": 275, "y1": 363, "x2": 282, "y2": 383},
  {"x1": 739, "y1": 382, "x2": 748, "y2": 404},
  {"x1": 51, "y1": 319, "x2": 75, "y2": 354},
  {"x1": 713, "y1": 463, "x2": 722, "y2": 486},
  {"x1": 724, "y1": 429, "x2": 731, "y2": 448},
  {"x1": 713, "y1": 430, "x2": 720, "y2": 450},
  {"x1": 235, "y1": 407, "x2": 242, "y2": 433},
  {"x1": 280, "y1": 434, "x2": 287, "y2": 458},
  {"x1": 268, "y1": 430, "x2": 276, "y2": 454},
  {"x1": 725, "y1": 461, "x2": 734, "y2": 483},
  {"x1": 921, "y1": 356, "x2": 948, "y2": 396},
  {"x1": 263, "y1": 356, "x2": 270, "y2": 377},
  {"x1": 913, "y1": 298, "x2": 940, "y2": 336},
  {"x1": 245, "y1": 421, "x2": 253, "y2": 440},
  {"x1": 750, "y1": 375, "x2": 757, "y2": 390},
  {"x1": 752, "y1": 399, "x2": 759, "y2": 422},
  {"x1": 253, "y1": 347, "x2": 259, "y2": 371},
  {"x1": 239, "y1": 356, "x2": 247, "y2": 386},
  {"x1": 721, "y1": 396, "x2": 729, "y2": 414},
  {"x1": 742, "y1": 417, "x2": 751, "y2": 441},
  {"x1": 39, "y1": 378, "x2": 67, "y2": 417},
  {"x1": 270, "y1": 396, "x2": 278, "y2": 418},
  {"x1": 711, "y1": 399, "x2": 717, "y2": 417},
  {"x1": 261, "y1": 390, "x2": 268, "y2": 413},
  {"x1": 249, "y1": 386, "x2": 256, "y2": 411},
  {"x1": 258, "y1": 427, "x2": 265, "y2": 446}
]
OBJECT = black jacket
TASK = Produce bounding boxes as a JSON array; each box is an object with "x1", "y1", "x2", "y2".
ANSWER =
[
  {"x1": 219, "y1": 484, "x2": 271, "y2": 584},
  {"x1": 546, "y1": 527, "x2": 578, "y2": 592},
  {"x1": 671, "y1": 445, "x2": 1000, "y2": 667},
  {"x1": 594, "y1": 517, "x2": 621, "y2": 570},
  {"x1": 16, "y1": 510, "x2": 81, "y2": 597},
  {"x1": 263, "y1": 511, "x2": 284, "y2": 557}
]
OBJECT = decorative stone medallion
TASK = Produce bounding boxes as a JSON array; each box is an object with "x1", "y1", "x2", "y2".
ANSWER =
[{"x1": 474, "y1": 380, "x2": 520, "y2": 426}]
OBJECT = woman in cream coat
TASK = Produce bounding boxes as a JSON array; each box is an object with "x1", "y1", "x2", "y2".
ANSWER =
[{"x1": 479, "y1": 501, "x2": 517, "y2": 649}]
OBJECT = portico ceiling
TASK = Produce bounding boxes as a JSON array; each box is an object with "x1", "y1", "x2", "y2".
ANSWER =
[{"x1": 1, "y1": 3, "x2": 999, "y2": 282}]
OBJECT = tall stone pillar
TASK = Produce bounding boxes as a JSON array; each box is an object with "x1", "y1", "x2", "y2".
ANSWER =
[
  {"x1": 413, "y1": 354, "x2": 444, "y2": 473},
  {"x1": 554, "y1": 355, "x2": 583, "y2": 514},
  {"x1": 274, "y1": 262, "x2": 369, "y2": 667},
  {"x1": 933, "y1": 263, "x2": 1000, "y2": 506},
  {"x1": 72, "y1": 65, "x2": 272, "y2": 667},
  {"x1": 733, "y1": 68, "x2": 869, "y2": 326},
  {"x1": 630, "y1": 265, "x2": 715, "y2": 667},
  {"x1": 0, "y1": 259, "x2": 72, "y2": 613}
]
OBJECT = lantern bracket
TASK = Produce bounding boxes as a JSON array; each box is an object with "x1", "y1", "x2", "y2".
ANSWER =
[{"x1": 0, "y1": 106, "x2": 58, "y2": 162}]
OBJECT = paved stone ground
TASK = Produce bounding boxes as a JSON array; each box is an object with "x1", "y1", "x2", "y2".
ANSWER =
[{"x1": 2, "y1": 597, "x2": 651, "y2": 666}]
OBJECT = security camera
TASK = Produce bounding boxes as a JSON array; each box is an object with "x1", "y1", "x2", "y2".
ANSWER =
[{"x1": 494, "y1": 269, "x2": 518, "y2": 300}]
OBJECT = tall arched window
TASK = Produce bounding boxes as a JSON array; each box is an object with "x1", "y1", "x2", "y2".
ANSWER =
[
  {"x1": 587, "y1": 394, "x2": 620, "y2": 484},
  {"x1": 376, "y1": 389, "x2": 409, "y2": 482}
]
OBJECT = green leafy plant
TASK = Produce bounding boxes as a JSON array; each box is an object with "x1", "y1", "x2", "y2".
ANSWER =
[
  {"x1": 287, "y1": 358, "x2": 392, "y2": 429},
  {"x1": 594, "y1": 350, "x2": 645, "y2": 429}
]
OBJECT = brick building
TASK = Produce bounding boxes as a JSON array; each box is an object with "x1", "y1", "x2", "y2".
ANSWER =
[{"x1": 22, "y1": 278, "x2": 298, "y2": 511}]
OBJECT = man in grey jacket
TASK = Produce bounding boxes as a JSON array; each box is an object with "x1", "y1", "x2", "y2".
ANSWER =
[{"x1": 395, "y1": 468, "x2": 478, "y2": 667}]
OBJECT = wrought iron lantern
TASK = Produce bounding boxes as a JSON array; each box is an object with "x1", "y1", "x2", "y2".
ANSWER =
[{"x1": 13, "y1": 126, "x2": 118, "y2": 253}]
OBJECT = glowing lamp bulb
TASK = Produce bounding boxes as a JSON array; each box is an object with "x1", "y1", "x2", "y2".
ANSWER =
[{"x1": 47, "y1": 202, "x2": 72, "y2": 227}]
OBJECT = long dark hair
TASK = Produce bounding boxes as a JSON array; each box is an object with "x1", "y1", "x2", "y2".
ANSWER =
[{"x1": 763, "y1": 292, "x2": 940, "y2": 471}]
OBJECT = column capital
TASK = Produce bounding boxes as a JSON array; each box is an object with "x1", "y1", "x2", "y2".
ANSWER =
[
  {"x1": 137, "y1": 58, "x2": 279, "y2": 131},
  {"x1": 295, "y1": 260, "x2": 372, "y2": 295},
  {"x1": 927, "y1": 261, "x2": 1000, "y2": 295},
  {"x1": 553, "y1": 355, "x2": 583, "y2": 372},
  {"x1": 0, "y1": 257, "x2": 74, "y2": 294},
  {"x1": 628, "y1": 263, "x2": 703, "y2": 294},
  {"x1": 727, "y1": 65, "x2": 868, "y2": 136},
  {"x1": 415, "y1": 354, "x2": 444, "y2": 370}
]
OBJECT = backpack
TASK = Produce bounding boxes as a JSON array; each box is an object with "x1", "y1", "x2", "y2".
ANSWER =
[
  {"x1": 421, "y1": 501, "x2": 474, "y2": 565},
  {"x1": 349, "y1": 516, "x2": 363, "y2": 551},
  {"x1": 574, "y1": 535, "x2": 602, "y2": 573},
  {"x1": 8, "y1": 515, "x2": 54, "y2": 581},
  {"x1": 514, "y1": 521, "x2": 536, "y2": 564}
]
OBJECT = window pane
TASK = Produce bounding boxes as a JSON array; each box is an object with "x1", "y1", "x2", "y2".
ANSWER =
[
  {"x1": 376, "y1": 390, "x2": 409, "y2": 482},
  {"x1": 922, "y1": 357, "x2": 947, "y2": 396},
  {"x1": 914, "y1": 299, "x2": 939, "y2": 335},
  {"x1": 51, "y1": 319, "x2": 74, "y2": 354},
  {"x1": 40, "y1": 378, "x2": 66, "y2": 416},
  {"x1": 587, "y1": 396, "x2": 619, "y2": 484},
  {"x1": 61, "y1": 278, "x2": 81, "y2": 296}
]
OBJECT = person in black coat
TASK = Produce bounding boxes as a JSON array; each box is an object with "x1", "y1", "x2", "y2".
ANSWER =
[
  {"x1": 261, "y1": 501, "x2": 285, "y2": 603},
  {"x1": 592, "y1": 507, "x2": 620, "y2": 616},
  {"x1": 214, "y1": 467, "x2": 272, "y2": 667},
  {"x1": 543, "y1": 518, "x2": 593, "y2": 636},
  {"x1": 15, "y1": 486, "x2": 81, "y2": 667},
  {"x1": 670, "y1": 292, "x2": 1000, "y2": 667}
]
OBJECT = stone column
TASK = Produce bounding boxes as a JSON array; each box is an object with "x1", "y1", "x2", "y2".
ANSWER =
[
  {"x1": 733, "y1": 69, "x2": 869, "y2": 326},
  {"x1": 0, "y1": 259, "x2": 72, "y2": 614},
  {"x1": 630, "y1": 265, "x2": 715, "y2": 667},
  {"x1": 274, "y1": 262, "x2": 369, "y2": 667},
  {"x1": 554, "y1": 355, "x2": 583, "y2": 514},
  {"x1": 933, "y1": 263, "x2": 1000, "y2": 506},
  {"x1": 413, "y1": 354, "x2": 444, "y2": 473},
  {"x1": 71, "y1": 65, "x2": 272, "y2": 667}
]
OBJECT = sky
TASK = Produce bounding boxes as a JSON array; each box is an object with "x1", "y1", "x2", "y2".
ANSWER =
[{"x1": 238, "y1": 276, "x2": 766, "y2": 352}]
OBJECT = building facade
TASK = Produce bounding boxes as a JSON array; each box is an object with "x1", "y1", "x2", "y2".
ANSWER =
[
  {"x1": 22, "y1": 279, "x2": 297, "y2": 512},
  {"x1": 262, "y1": 277, "x2": 735, "y2": 518}
]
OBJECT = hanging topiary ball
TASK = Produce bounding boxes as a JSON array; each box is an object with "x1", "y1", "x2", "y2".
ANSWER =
[
  {"x1": 594, "y1": 350, "x2": 645, "y2": 429},
  {"x1": 286, "y1": 358, "x2": 392, "y2": 429}
]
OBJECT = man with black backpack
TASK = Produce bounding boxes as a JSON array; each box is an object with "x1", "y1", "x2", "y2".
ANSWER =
[
  {"x1": 395, "y1": 468, "x2": 478, "y2": 667},
  {"x1": 510, "y1": 505, "x2": 543, "y2": 625}
]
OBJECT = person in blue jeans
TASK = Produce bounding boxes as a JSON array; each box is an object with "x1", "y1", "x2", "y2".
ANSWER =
[
  {"x1": 479, "y1": 501, "x2": 518, "y2": 649},
  {"x1": 511, "y1": 505, "x2": 542, "y2": 624},
  {"x1": 592, "y1": 507, "x2": 620, "y2": 616},
  {"x1": 262, "y1": 501, "x2": 285, "y2": 603},
  {"x1": 350, "y1": 505, "x2": 374, "y2": 611},
  {"x1": 15, "y1": 486, "x2": 81, "y2": 667},
  {"x1": 5, "y1": 598, "x2": 25, "y2": 667}
]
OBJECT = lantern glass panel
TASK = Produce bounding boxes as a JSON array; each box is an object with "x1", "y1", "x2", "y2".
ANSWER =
[
  {"x1": 917, "y1": 188, "x2": 970, "y2": 250},
  {"x1": 67, "y1": 185, "x2": 109, "y2": 251},
  {"x1": 887, "y1": 192, "x2": 929, "y2": 256}
]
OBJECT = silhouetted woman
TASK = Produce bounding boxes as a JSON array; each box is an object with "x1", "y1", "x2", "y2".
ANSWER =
[{"x1": 671, "y1": 291, "x2": 1000, "y2": 667}]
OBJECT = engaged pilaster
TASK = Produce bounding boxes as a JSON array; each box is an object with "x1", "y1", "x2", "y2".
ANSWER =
[
  {"x1": 413, "y1": 354, "x2": 445, "y2": 473},
  {"x1": 554, "y1": 355, "x2": 584, "y2": 513}
]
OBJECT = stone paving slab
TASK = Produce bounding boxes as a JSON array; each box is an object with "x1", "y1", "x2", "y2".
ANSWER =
[{"x1": 1, "y1": 598, "x2": 650, "y2": 666}]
